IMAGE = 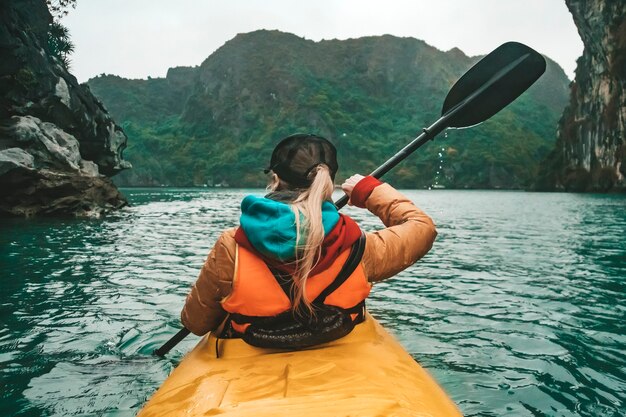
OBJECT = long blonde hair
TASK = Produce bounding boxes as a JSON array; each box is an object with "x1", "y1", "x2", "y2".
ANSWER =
[{"x1": 269, "y1": 164, "x2": 334, "y2": 314}]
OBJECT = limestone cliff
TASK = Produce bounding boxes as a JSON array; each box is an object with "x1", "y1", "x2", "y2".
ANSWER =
[
  {"x1": 0, "y1": 0, "x2": 130, "y2": 216},
  {"x1": 538, "y1": 0, "x2": 626, "y2": 191}
]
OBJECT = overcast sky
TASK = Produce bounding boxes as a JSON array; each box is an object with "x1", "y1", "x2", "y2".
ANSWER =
[{"x1": 63, "y1": 0, "x2": 583, "y2": 83}]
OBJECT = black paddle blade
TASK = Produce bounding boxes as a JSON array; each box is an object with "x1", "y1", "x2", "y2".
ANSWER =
[{"x1": 441, "y1": 42, "x2": 546, "y2": 128}]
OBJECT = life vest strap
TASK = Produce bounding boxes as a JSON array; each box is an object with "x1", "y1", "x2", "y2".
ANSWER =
[
  {"x1": 224, "y1": 300, "x2": 365, "y2": 333},
  {"x1": 268, "y1": 232, "x2": 366, "y2": 305},
  {"x1": 312, "y1": 232, "x2": 366, "y2": 305}
]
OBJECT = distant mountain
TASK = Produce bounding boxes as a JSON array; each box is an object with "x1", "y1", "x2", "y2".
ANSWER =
[{"x1": 88, "y1": 30, "x2": 570, "y2": 188}]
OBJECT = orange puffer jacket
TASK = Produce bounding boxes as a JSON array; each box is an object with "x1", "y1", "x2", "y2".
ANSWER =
[{"x1": 181, "y1": 183, "x2": 437, "y2": 335}]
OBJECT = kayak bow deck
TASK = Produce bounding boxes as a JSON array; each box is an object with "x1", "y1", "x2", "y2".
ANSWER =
[{"x1": 139, "y1": 314, "x2": 462, "y2": 416}]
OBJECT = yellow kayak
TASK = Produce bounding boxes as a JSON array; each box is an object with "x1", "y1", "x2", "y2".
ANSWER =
[{"x1": 139, "y1": 314, "x2": 462, "y2": 416}]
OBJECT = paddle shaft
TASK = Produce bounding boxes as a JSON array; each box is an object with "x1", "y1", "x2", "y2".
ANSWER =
[
  {"x1": 154, "y1": 327, "x2": 191, "y2": 357},
  {"x1": 334, "y1": 117, "x2": 446, "y2": 209}
]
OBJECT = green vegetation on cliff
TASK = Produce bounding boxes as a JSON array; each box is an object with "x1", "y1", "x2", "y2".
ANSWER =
[{"x1": 88, "y1": 30, "x2": 570, "y2": 188}]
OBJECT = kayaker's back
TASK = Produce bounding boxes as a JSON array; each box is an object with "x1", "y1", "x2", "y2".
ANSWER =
[{"x1": 156, "y1": 135, "x2": 455, "y2": 415}]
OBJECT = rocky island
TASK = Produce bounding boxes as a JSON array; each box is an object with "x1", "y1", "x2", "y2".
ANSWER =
[
  {"x1": 538, "y1": 0, "x2": 626, "y2": 191},
  {"x1": 0, "y1": 0, "x2": 130, "y2": 217},
  {"x1": 89, "y1": 31, "x2": 570, "y2": 189}
]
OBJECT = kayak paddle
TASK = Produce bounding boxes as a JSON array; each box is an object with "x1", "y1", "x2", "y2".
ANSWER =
[
  {"x1": 153, "y1": 41, "x2": 546, "y2": 357},
  {"x1": 334, "y1": 41, "x2": 545, "y2": 208},
  {"x1": 154, "y1": 327, "x2": 191, "y2": 357}
]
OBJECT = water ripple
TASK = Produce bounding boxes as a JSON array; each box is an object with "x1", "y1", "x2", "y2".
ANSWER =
[{"x1": 0, "y1": 189, "x2": 624, "y2": 416}]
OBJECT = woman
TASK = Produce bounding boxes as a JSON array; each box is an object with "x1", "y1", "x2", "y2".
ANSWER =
[{"x1": 181, "y1": 134, "x2": 437, "y2": 346}]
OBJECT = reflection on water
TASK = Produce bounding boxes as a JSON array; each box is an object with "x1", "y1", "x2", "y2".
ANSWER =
[{"x1": 1, "y1": 189, "x2": 624, "y2": 416}]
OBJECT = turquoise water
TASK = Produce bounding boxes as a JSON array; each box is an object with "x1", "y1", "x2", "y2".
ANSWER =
[{"x1": 1, "y1": 188, "x2": 625, "y2": 416}]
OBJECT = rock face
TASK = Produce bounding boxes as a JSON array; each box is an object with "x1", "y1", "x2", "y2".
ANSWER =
[
  {"x1": 538, "y1": 0, "x2": 626, "y2": 191},
  {"x1": 0, "y1": 0, "x2": 130, "y2": 216}
]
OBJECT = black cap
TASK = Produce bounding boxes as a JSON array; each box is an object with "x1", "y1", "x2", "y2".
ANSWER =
[{"x1": 265, "y1": 133, "x2": 338, "y2": 188}]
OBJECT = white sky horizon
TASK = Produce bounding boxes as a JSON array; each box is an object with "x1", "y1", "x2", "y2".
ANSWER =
[{"x1": 63, "y1": 1, "x2": 583, "y2": 83}]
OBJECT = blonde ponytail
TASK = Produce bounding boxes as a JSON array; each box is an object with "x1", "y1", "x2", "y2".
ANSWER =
[{"x1": 269, "y1": 165, "x2": 334, "y2": 314}]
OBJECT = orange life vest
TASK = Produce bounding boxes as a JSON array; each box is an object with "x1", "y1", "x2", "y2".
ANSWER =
[{"x1": 221, "y1": 237, "x2": 371, "y2": 335}]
